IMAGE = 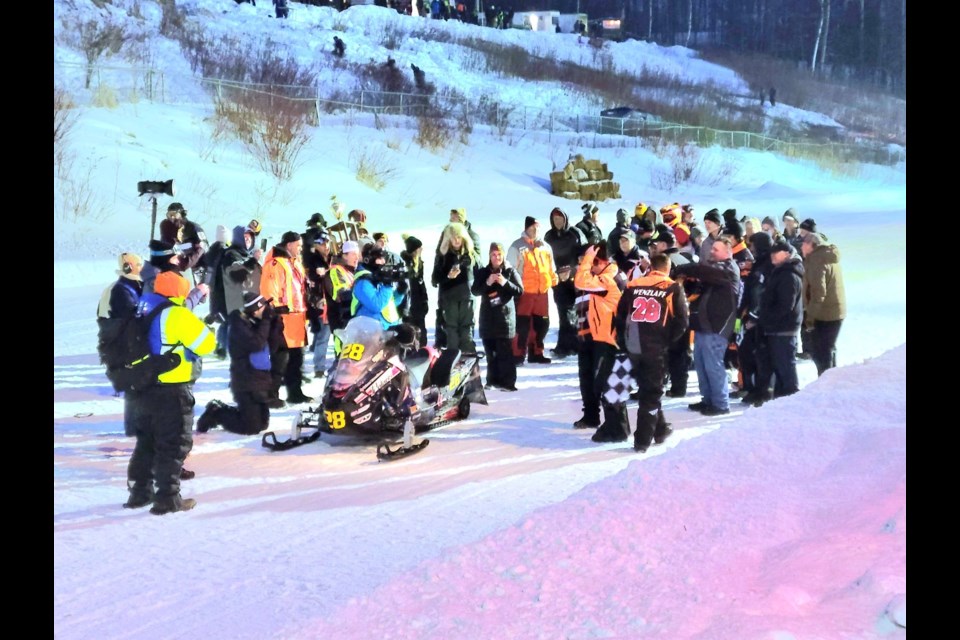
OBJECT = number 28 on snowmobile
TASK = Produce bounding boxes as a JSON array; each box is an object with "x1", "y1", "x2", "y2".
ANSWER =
[{"x1": 261, "y1": 316, "x2": 487, "y2": 460}]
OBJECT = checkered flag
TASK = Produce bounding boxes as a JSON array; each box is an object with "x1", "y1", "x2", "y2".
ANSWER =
[{"x1": 603, "y1": 352, "x2": 632, "y2": 404}]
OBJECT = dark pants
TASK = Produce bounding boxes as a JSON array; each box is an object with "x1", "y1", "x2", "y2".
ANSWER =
[
  {"x1": 433, "y1": 308, "x2": 446, "y2": 349},
  {"x1": 216, "y1": 391, "x2": 271, "y2": 435},
  {"x1": 513, "y1": 292, "x2": 549, "y2": 359},
  {"x1": 629, "y1": 350, "x2": 667, "y2": 448},
  {"x1": 126, "y1": 384, "x2": 195, "y2": 503},
  {"x1": 283, "y1": 346, "x2": 304, "y2": 396},
  {"x1": 666, "y1": 329, "x2": 691, "y2": 393},
  {"x1": 738, "y1": 326, "x2": 761, "y2": 394},
  {"x1": 811, "y1": 319, "x2": 842, "y2": 376},
  {"x1": 482, "y1": 337, "x2": 516, "y2": 388},
  {"x1": 577, "y1": 338, "x2": 617, "y2": 422},
  {"x1": 440, "y1": 298, "x2": 476, "y2": 353},
  {"x1": 766, "y1": 335, "x2": 799, "y2": 398},
  {"x1": 552, "y1": 280, "x2": 579, "y2": 354}
]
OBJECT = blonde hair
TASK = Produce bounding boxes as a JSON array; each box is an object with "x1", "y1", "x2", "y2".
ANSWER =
[
  {"x1": 744, "y1": 217, "x2": 762, "y2": 237},
  {"x1": 438, "y1": 222, "x2": 474, "y2": 261}
]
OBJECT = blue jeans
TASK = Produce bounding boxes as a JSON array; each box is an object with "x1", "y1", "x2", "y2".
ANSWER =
[
  {"x1": 693, "y1": 332, "x2": 730, "y2": 410},
  {"x1": 312, "y1": 322, "x2": 332, "y2": 373}
]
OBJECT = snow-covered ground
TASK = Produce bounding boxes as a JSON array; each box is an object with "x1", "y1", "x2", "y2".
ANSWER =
[{"x1": 54, "y1": 2, "x2": 906, "y2": 638}]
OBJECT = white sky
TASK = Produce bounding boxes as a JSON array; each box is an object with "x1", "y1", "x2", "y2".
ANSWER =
[{"x1": 54, "y1": 2, "x2": 906, "y2": 638}]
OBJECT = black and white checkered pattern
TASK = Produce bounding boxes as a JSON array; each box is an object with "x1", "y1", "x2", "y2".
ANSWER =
[{"x1": 603, "y1": 353, "x2": 632, "y2": 404}]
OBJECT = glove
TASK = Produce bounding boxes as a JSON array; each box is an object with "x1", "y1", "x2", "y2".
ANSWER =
[{"x1": 274, "y1": 305, "x2": 290, "y2": 314}]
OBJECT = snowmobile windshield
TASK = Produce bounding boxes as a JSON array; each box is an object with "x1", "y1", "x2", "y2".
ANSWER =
[{"x1": 330, "y1": 317, "x2": 389, "y2": 390}]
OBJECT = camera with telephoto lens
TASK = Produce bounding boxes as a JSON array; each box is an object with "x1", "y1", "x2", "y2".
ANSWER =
[{"x1": 137, "y1": 179, "x2": 175, "y2": 196}]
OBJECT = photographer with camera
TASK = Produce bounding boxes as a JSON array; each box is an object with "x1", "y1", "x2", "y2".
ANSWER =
[
  {"x1": 159, "y1": 202, "x2": 209, "y2": 286},
  {"x1": 432, "y1": 222, "x2": 477, "y2": 354},
  {"x1": 351, "y1": 244, "x2": 407, "y2": 330}
]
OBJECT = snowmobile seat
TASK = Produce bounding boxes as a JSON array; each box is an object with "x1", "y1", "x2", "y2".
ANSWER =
[
  {"x1": 429, "y1": 348, "x2": 460, "y2": 389},
  {"x1": 404, "y1": 349, "x2": 432, "y2": 389}
]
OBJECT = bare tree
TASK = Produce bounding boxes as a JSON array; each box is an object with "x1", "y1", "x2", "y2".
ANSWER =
[
  {"x1": 810, "y1": 0, "x2": 826, "y2": 71},
  {"x1": 78, "y1": 20, "x2": 128, "y2": 88},
  {"x1": 818, "y1": 0, "x2": 831, "y2": 71}
]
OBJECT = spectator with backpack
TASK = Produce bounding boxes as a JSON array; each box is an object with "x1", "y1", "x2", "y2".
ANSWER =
[
  {"x1": 97, "y1": 252, "x2": 144, "y2": 321},
  {"x1": 122, "y1": 271, "x2": 216, "y2": 515}
]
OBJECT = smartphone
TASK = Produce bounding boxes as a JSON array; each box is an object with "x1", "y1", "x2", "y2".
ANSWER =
[{"x1": 260, "y1": 238, "x2": 268, "y2": 251}]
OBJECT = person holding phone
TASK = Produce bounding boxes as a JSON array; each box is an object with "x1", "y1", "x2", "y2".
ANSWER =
[{"x1": 432, "y1": 222, "x2": 477, "y2": 353}]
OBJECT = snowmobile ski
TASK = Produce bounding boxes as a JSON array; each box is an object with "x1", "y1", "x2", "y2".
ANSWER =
[
  {"x1": 261, "y1": 428, "x2": 321, "y2": 451},
  {"x1": 376, "y1": 438, "x2": 430, "y2": 461}
]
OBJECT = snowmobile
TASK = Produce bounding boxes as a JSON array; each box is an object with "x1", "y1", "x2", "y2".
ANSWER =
[{"x1": 261, "y1": 316, "x2": 487, "y2": 460}]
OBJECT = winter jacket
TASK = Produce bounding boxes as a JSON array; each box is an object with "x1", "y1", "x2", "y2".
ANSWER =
[
  {"x1": 159, "y1": 218, "x2": 208, "y2": 276},
  {"x1": 615, "y1": 269, "x2": 689, "y2": 354},
  {"x1": 400, "y1": 250, "x2": 429, "y2": 320},
  {"x1": 803, "y1": 243, "x2": 846, "y2": 324},
  {"x1": 97, "y1": 276, "x2": 142, "y2": 319},
  {"x1": 260, "y1": 244, "x2": 308, "y2": 348},
  {"x1": 303, "y1": 247, "x2": 331, "y2": 330},
  {"x1": 575, "y1": 214, "x2": 603, "y2": 247},
  {"x1": 507, "y1": 235, "x2": 558, "y2": 295},
  {"x1": 221, "y1": 226, "x2": 262, "y2": 315},
  {"x1": 324, "y1": 261, "x2": 356, "y2": 331},
  {"x1": 472, "y1": 262, "x2": 524, "y2": 340},
  {"x1": 228, "y1": 308, "x2": 275, "y2": 395},
  {"x1": 606, "y1": 222, "x2": 630, "y2": 256},
  {"x1": 351, "y1": 265, "x2": 406, "y2": 330},
  {"x1": 203, "y1": 240, "x2": 229, "y2": 315},
  {"x1": 613, "y1": 245, "x2": 646, "y2": 280},
  {"x1": 544, "y1": 210, "x2": 586, "y2": 269},
  {"x1": 574, "y1": 256, "x2": 623, "y2": 347},
  {"x1": 432, "y1": 249, "x2": 475, "y2": 303},
  {"x1": 674, "y1": 258, "x2": 741, "y2": 339},
  {"x1": 138, "y1": 291, "x2": 216, "y2": 384},
  {"x1": 759, "y1": 256, "x2": 804, "y2": 335}
]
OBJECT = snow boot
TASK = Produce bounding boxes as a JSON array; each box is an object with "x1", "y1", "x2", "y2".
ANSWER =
[
  {"x1": 150, "y1": 496, "x2": 197, "y2": 516},
  {"x1": 633, "y1": 409, "x2": 657, "y2": 452},
  {"x1": 653, "y1": 409, "x2": 672, "y2": 445},
  {"x1": 592, "y1": 402, "x2": 629, "y2": 443}
]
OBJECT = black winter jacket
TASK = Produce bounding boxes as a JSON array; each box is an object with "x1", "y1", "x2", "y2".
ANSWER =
[
  {"x1": 228, "y1": 309, "x2": 276, "y2": 395},
  {"x1": 400, "y1": 250, "x2": 429, "y2": 319},
  {"x1": 674, "y1": 258, "x2": 741, "y2": 339},
  {"x1": 575, "y1": 215, "x2": 603, "y2": 247},
  {"x1": 544, "y1": 210, "x2": 586, "y2": 268},
  {"x1": 472, "y1": 263, "x2": 524, "y2": 340},
  {"x1": 432, "y1": 250, "x2": 475, "y2": 302},
  {"x1": 758, "y1": 257, "x2": 804, "y2": 335}
]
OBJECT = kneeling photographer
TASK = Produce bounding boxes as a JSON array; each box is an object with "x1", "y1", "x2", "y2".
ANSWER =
[{"x1": 351, "y1": 245, "x2": 408, "y2": 330}]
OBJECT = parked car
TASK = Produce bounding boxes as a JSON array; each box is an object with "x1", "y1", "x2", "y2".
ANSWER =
[{"x1": 598, "y1": 107, "x2": 661, "y2": 135}]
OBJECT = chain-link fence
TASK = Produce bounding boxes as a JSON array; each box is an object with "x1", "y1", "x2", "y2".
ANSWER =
[{"x1": 54, "y1": 60, "x2": 905, "y2": 165}]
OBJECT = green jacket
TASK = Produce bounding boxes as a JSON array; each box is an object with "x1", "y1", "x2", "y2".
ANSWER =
[{"x1": 803, "y1": 243, "x2": 846, "y2": 324}]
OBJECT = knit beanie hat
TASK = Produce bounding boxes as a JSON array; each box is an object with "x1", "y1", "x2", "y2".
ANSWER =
[
  {"x1": 782, "y1": 208, "x2": 799, "y2": 223},
  {"x1": 242, "y1": 292, "x2": 270, "y2": 313},
  {"x1": 722, "y1": 208, "x2": 738, "y2": 223},
  {"x1": 490, "y1": 242, "x2": 505, "y2": 254},
  {"x1": 770, "y1": 239, "x2": 793, "y2": 255},
  {"x1": 280, "y1": 231, "x2": 301, "y2": 244},
  {"x1": 341, "y1": 241, "x2": 360, "y2": 255},
  {"x1": 750, "y1": 231, "x2": 773, "y2": 257},
  {"x1": 654, "y1": 228, "x2": 676, "y2": 247},
  {"x1": 306, "y1": 212, "x2": 327, "y2": 228},
  {"x1": 167, "y1": 202, "x2": 186, "y2": 215},
  {"x1": 524, "y1": 216, "x2": 538, "y2": 230},
  {"x1": 402, "y1": 233, "x2": 422, "y2": 253},
  {"x1": 761, "y1": 216, "x2": 778, "y2": 229},
  {"x1": 723, "y1": 220, "x2": 745, "y2": 241},
  {"x1": 703, "y1": 209, "x2": 722, "y2": 225},
  {"x1": 799, "y1": 218, "x2": 817, "y2": 232},
  {"x1": 450, "y1": 208, "x2": 467, "y2": 223},
  {"x1": 148, "y1": 239, "x2": 177, "y2": 268}
]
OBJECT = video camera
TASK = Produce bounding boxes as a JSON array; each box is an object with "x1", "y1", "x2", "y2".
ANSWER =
[
  {"x1": 375, "y1": 262, "x2": 407, "y2": 284},
  {"x1": 137, "y1": 179, "x2": 175, "y2": 197}
]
